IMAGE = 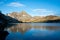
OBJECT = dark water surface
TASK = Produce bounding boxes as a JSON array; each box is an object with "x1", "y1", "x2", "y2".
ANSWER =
[{"x1": 5, "y1": 23, "x2": 60, "y2": 40}]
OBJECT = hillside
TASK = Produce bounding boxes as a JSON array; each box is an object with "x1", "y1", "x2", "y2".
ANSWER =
[{"x1": 7, "y1": 11, "x2": 60, "y2": 23}]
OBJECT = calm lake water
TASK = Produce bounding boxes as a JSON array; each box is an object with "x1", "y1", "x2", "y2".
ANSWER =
[{"x1": 5, "y1": 23, "x2": 60, "y2": 40}]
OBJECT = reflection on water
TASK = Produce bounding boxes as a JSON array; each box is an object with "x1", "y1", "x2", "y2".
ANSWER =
[
  {"x1": 6, "y1": 23, "x2": 60, "y2": 33},
  {"x1": 6, "y1": 23, "x2": 60, "y2": 40}
]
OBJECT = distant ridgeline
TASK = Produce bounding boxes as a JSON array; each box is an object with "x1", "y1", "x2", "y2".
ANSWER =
[{"x1": 0, "y1": 11, "x2": 60, "y2": 23}]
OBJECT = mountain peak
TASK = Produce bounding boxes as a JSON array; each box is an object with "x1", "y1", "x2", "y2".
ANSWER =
[
  {"x1": 20, "y1": 11, "x2": 28, "y2": 15},
  {"x1": 19, "y1": 11, "x2": 31, "y2": 17}
]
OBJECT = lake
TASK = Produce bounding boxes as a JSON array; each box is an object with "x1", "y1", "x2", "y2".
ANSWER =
[{"x1": 5, "y1": 23, "x2": 60, "y2": 40}]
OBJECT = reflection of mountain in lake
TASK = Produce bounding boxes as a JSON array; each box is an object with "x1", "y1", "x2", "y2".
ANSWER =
[
  {"x1": 7, "y1": 23, "x2": 32, "y2": 33},
  {"x1": 7, "y1": 23, "x2": 60, "y2": 34}
]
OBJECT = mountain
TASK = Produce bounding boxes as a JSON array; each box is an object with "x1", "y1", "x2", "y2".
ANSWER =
[
  {"x1": 0, "y1": 12, "x2": 8, "y2": 24},
  {"x1": 7, "y1": 11, "x2": 32, "y2": 22},
  {"x1": 45, "y1": 15, "x2": 60, "y2": 20},
  {"x1": 30, "y1": 16, "x2": 46, "y2": 22},
  {"x1": 44, "y1": 15, "x2": 60, "y2": 23},
  {"x1": 7, "y1": 11, "x2": 60, "y2": 23},
  {"x1": 0, "y1": 11, "x2": 23, "y2": 31},
  {"x1": 0, "y1": 11, "x2": 22, "y2": 24},
  {"x1": 32, "y1": 15, "x2": 60, "y2": 22},
  {"x1": 0, "y1": 11, "x2": 10, "y2": 30},
  {"x1": 18, "y1": 11, "x2": 32, "y2": 22}
]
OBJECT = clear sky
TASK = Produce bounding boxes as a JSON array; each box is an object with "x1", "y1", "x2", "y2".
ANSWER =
[{"x1": 0, "y1": 0, "x2": 60, "y2": 16}]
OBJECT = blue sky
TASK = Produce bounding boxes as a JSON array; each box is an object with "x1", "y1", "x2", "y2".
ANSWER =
[{"x1": 0, "y1": 0, "x2": 60, "y2": 16}]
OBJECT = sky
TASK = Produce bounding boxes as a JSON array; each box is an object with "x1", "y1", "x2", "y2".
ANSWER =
[{"x1": 0, "y1": 0, "x2": 60, "y2": 16}]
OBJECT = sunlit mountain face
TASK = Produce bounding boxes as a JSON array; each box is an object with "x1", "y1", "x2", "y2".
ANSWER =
[{"x1": 7, "y1": 11, "x2": 32, "y2": 22}]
